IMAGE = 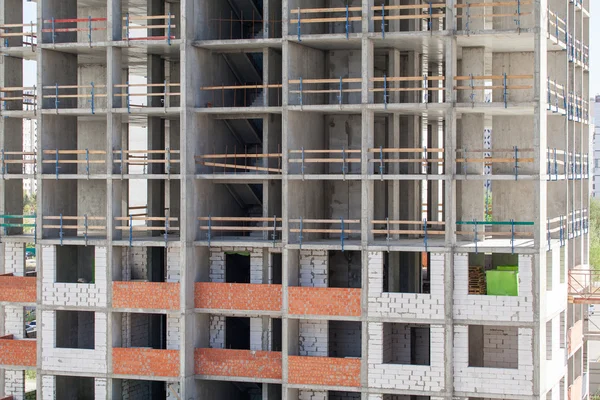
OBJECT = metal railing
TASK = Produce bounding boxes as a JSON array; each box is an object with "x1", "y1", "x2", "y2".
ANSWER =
[
  {"x1": 372, "y1": 219, "x2": 445, "y2": 250},
  {"x1": 370, "y1": 75, "x2": 445, "y2": 105},
  {"x1": 42, "y1": 16, "x2": 107, "y2": 45},
  {"x1": 288, "y1": 218, "x2": 361, "y2": 250},
  {"x1": 42, "y1": 83, "x2": 107, "y2": 113},
  {"x1": 456, "y1": 220, "x2": 534, "y2": 253},
  {"x1": 196, "y1": 148, "x2": 282, "y2": 174},
  {"x1": 114, "y1": 81, "x2": 181, "y2": 111},
  {"x1": 289, "y1": 77, "x2": 361, "y2": 106},
  {"x1": 0, "y1": 22, "x2": 37, "y2": 47},
  {"x1": 454, "y1": 74, "x2": 534, "y2": 107},
  {"x1": 113, "y1": 149, "x2": 180, "y2": 176},
  {"x1": 456, "y1": 147, "x2": 533, "y2": 180},
  {"x1": 372, "y1": 3, "x2": 446, "y2": 35},
  {"x1": 0, "y1": 214, "x2": 36, "y2": 240},
  {"x1": 200, "y1": 83, "x2": 282, "y2": 108},
  {"x1": 288, "y1": 148, "x2": 361, "y2": 176},
  {"x1": 455, "y1": 0, "x2": 533, "y2": 31},
  {"x1": 42, "y1": 215, "x2": 106, "y2": 244},
  {"x1": 0, "y1": 150, "x2": 36, "y2": 176},
  {"x1": 0, "y1": 86, "x2": 37, "y2": 111},
  {"x1": 122, "y1": 14, "x2": 176, "y2": 44},
  {"x1": 199, "y1": 216, "x2": 283, "y2": 245},
  {"x1": 42, "y1": 149, "x2": 106, "y2": 178},
  {"x1": 115, "y1": 215, "x2": 179, "y2": 246}
]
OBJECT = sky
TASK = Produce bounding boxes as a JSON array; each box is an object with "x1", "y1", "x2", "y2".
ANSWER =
[{"x1": 21, "y1": 3, "x2": 600, "y2": 94}]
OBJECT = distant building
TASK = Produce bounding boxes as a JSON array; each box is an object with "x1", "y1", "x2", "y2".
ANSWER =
[{"x1": 594, "y1": 96, "x2": 600, "y2": 197}]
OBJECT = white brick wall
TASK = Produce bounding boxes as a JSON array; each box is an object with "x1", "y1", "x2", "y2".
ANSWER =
[
  {"x1": 209, "y1": 315, "x2": 225, "y2": 349},
  {"x1": 95, "y1": 378, "x2": 107, "y2": 400},
  {"x1": 166, "y1": 247, "x2": 180, "y2": 282},
  {"x1": 299, "y1": 320, "x2": 328, "y2": 356},
  {"x1": 41, "y1": 246, "x2": 108, "y2": 307},
  {"x1": 250, "y1": 317, "x2": 263, "y2": 351},
  {"x1": 4, "y1": 305, "x2": 25, "y2": 338},
  {"x1": 368, "y1": 252, "x2": 444, "y2": 320},
  {"x1": 4, "y1": 242, "x2": 25, "y2": 275},
  {"x1": 209, "y1": 246, "x2": 265, "y2": 283},
  {"x1": 300, "y1": 249, "x2": 328, "y2": 287},
  {"x1": 41, "y1": 375, "x2": 55, "y2": 400},
  {"x1": 453, "y1": 325, "x2": 534, "y2": 396},
  {"x1": 453, "y1": 254, "x2": 533, "y2": 322},
  {"x1": 166, "y1": 382, "x2": 181, "y2": 400},
  {"x1": 167, "y1": 315, "x2": 181, "y2": 350},
  {"x1": 482, "y1": 326, "x2": 518, "y2": 368},
  {"x1": 367, "y1": 322, "x2": 444, "y2": 391},
  {"x1": 121, "y1": 247, "x2": 147, "y2": 281},
  {"x1": 299, "y1": 391, "x2": 328, "y2": 400},
  {"x1": 4, "y1": 370, "x2": 25, "y2": 400},
  {"x1": 41, "y1": 310, "x2": 108, "y2": 374}
]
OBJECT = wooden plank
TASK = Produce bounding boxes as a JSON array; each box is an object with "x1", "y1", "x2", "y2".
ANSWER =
[
  {"x1": 368, "y1": 148, "x2": 445, "y2": 153},
  {"x1": 289, "y1": 78, "x2": 362, "y2": 84},
  {"x1": 455, "y1": 75, "x2": 534, "y2": 80},
  {"x1": 197, "y1": 153, "x2": 282, "y2": 159},
  {"x1": 372, "y1": 229, "x2": 445, "y2": 235},
  {"x1": 371, "y1": 4, "x2": 447, "y2": 11},
  {"x1": 124, "y1": 15, "x2": 175, "y2": 21},
  {"x1": 368, "y1": 158, "x2": 444, "y2": 163},
  {"x1": 290, "y1": 16, "x2": 362, "y2": 23},
  {"x1": 199, "y1": 217, "x2": 283, "y2": 222},
  {"x1": 457, "y1": 148, "x2": 534, "y2": 152},
  {"x1": 371, "y1": 87, "x2": 445, "y2": 92},
  {"x1": 289, "y1": 149, "x2": 361, "y2": 154},
  {"x1": 290, "y1": 6, "x2": 362, "y2": 14},
  {"x1": 199, "y1": 161, "x2": 281, "y2": 173},
  {"x1": 372, "y1": 220, "x2": 445, "y2": 225},
  {"x1": 456, "y1": 157, "x2": 534, "y2": 163},
  {"x1": 199, "y1": 226, "x2": 283, "y2": 232},
  {"x1": 290, "y1": 228, "x2": 360, "y2": 234},
  {"x1": 289, "y1": 89, "x2": 362, "y2": 94},
  {"x1": 288, "y1": 158, "x2": 361, "y2": 163},
  {"x1": 456, "y1": 12, "x2": 532, "y2": 18},
  {"x1": 372, "y1": 76, "x2": 445, "y2": 82},
  {"x1": 454, "y1": 1, "x2": 532, "y2": 8},
  {"x1": 372, "y1": 13, "x2": 445, "y2": 21},
  {"x1": 289, "y1": 219, "x2": 360, "y2": 224},
  {"x1": 200, "y1": 84, "x2": 282, "y2": 90}
]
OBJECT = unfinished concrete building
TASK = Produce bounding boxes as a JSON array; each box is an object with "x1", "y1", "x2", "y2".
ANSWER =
[{"x1": 0, "y1": 0, "x2": 592, "y2": 399}]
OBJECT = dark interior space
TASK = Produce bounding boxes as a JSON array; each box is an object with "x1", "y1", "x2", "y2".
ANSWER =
[
  {"x1": 226, "y1": 253, "x2": 251, "y2": 283},
  {"x1": 226, "y1": 317, "x2": 250, "y2": 349},
  {"x1": 383, "y1": 323, "x2": 431, "y2": 366},
  {"x1": 384, "y1": 252, "x2": 429, "y2": 294},
  {"x1": 329, "y1": 251, "x2": 361, "y2": 288},
  {"x1": 272, "y1": 318, "x2": 282, "y2": 351},
  {"x1": 56, "y1": 245, "x2": 95, "y2": 283},
  {"x1": 127, "y1": 313, "x2": 167, "y2": 350},
  {"x1": 56, "y1": 311, "x2": 95, "y2": 349},
  {"x1": 272, "y1": 253, "x2": 282, "y2": 284},
  {"x1": 328, "y1": 321, "x2": 362, "y2": 358},
  {"x1": 56, "y1": 376, "x2": 94, "y2": 400}
]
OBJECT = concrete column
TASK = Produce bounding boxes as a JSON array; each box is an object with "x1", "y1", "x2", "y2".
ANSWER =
[{"x1": 459, "y1": 47, "x2": 486, "y2": 103}]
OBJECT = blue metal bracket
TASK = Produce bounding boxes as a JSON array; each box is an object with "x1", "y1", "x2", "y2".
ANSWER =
[
  {"x1": 51, "y1": 17, "x2": 56, "y2": 44},
  {"x1": 125, "y1": 13, "x2": 130, "y2": 40},
  {"x1": 503, "y1": 73, "x2": 508, "y2": 108},
  {"x1": 3, "y1": 29, "x2": 8, "y2": 47},
  {"x1": 383, "y1": 74, "x2": 388, "y2": 109},
  {"x1": 88, "y1": 16, "x2": 93, "y2": 46},
  {"x1": 465, "y1": 4, "x2": 471, "y2": 33},
  {"x1": 553, "y1": 148, "x2": 558, "y2": 180},
  {"x1": 381, "y1": 3, "x2": 385, "y2": 39},
  {"x1": 560, "y1": 215, "x2": 564, "y2": 246},
  {"x1": 338, "y1": 77, "x2": 343, "y2": 105},
  {"x1": 379, "y1": 146, "x2": 384, "y2": 179},
  {"x1": 510, "y1": 219, "x2": 515, "y2": 254},
  {"x1": 167, "y1": 12, "x2": 172, "y2": 45},
  {"x1": 119, "y1": 149, "x2": 124, "y2": 178},
  {"x1": 54, "y1": 83, "x2": 60, "y2": 111},
  {"x1": 163, "y1": 80, "x2": 168, "y2": 109},
  {"x1": 84, "y1": 214, "x2": 88, "y2": 244},
  {"x1": 89, "y1": 82, "x2": 95, "y2": 114},
  {"x1": 166, "y1": 147, "x2": 171, "y2": 177},
  {"x1": 164, "y1": 215, "x2": 169, "y2": 248},
  {"x1": 84, "y1": 148, "x2": 90, "y2": 177},
  {"x1": 0, "y1": 149, "x2": 5, "y2": 177},
  {"x1": 297, "y1": 8, "x2": 301, "y2": 42},
  {"x1": 345, "y1": 4, "x2": 350, "y2": 39},
  {"x1": 514, "y1": 0, "x2": 521, "y2": 27},
  {"x1": 513, "y1": 146, "x2": 519, "y2": 181},
  {"x1": 546, "y1": 148, "x2": 551, "y2": 176},
  {"x1": 59, "y1": 213, "x2": 63, "y2": 246},
  {"x1": 462, "y1": 147, "x2": 467, "y2": 177},
  {"x1": 299, "y1": 217, "x2": 303, "y2": 249},
  {"x1": 469, "y1": 74, "x2": 475, "y2": 102},
  {"x1": 55, "y1": 148, "x2": 60, "y2": 180},
  {"x1": 340, "y1": 217, "x2": 345, "y2": 252},
  {"x1": 423, "y1": 74, "x2": 428, "y2": 103},
  {"x1": 129, "y1": 214, "x2": 133, "y2": 247},
  {"x1": 428, "y1": 2, "x2": 433, "y2": 31},
  {"x1": 299, "y1": 77, "x2": 303, "y2": 107}
]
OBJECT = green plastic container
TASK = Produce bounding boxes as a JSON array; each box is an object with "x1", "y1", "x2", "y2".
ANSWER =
[
  {"x1": 496, "y1": 265, "x2": 518, "y2": 272},
  {"x1": 486, "y1": 270, "x2": 519, "y2": 296}
]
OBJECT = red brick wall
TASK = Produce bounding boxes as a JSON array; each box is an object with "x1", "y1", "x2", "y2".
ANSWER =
[
  {"x1": 0, "y1": 276, "x2": 36, "y2": 303},
  {"x1": 0, "y1": 337, "x2": 36, "y2": 367},
  {"x1": 112, "y1": 348, "x2": 180, "y2": 378},
  {"x1": 194, "y1": 282, "x2": 282, "y2": 311},
  {"x1": 0, "y1": 396, "x2": 14, "y2": 400},
  {"x1": 195, "y1": 348, "x2": 282, "y2": 380},
  {"x1": 112, "y1": 282, "x2": 180, "y2": 310},
  {"x1": 288, "y1": 287, "x2": 361, "y2": 317},
  {"x1": 288, "y1": 356, "x2": 361, "y2": 387}
]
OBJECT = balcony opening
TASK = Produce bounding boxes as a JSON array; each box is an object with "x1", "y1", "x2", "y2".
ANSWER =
[
  {"x1": 226, "y1": 252, "x2": 251, "y2": 284},
  {"x1": 226, "y1": 317, "x2": 250, "y2": 350},
  {"x1": 329, "y1": 392, "x2": 361, "y2": 399},
  {"x1": 120, "y1": 313, "x2": 166, "y2": 350},
  {"x1": 467, "y1": 253, "x2": 518, "y2": 296},
  {"x1": 120, "y1": 246, "x2": 165, "y2": 283},
  {"x1": 56, "y1": 376, "x2": 94, "y2": 400},
  {"x1": 195, "y1": 380, "x2": 264, "y2": 399},
  {"x1": 383, "y1": 323, "x2": 430, "y2": 366},
  {"x1": 329, "y1": 321, "x2": 362, "y2": 358},
  {"x1": 114, "y1": 379, "x2": 166, "y2": 400},
  {"x1": 56, "y1": 245, "x2": 95, "y2": 284},
  {"x1": 25, "y1": 306, "x2": 37, "y2": 339},
  {"x1": 468, "y1": 325, "x2": 518, "y2": 369},
  {"x1": 384, "y1": 252, "x2": 430, "y2": 294},
  {"x1": 55, "y1": 311, "x2": 95, "y2": 350},
  {"x1": 329, "y1": 251, "x2": 361, "y2": 289},
  {"x1": 272, "y1": 318, "x2": 283, "y2": 352},
  {"x1": 272, "y1": 253, "x2": 282, "y2": 284}
]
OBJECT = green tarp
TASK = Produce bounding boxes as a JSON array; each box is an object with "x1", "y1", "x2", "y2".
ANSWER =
[{"x1": 486, "y1": 268, "x2": 518, "y2": 296}]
